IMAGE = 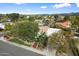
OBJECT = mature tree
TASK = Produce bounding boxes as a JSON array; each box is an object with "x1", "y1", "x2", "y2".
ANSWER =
[
  {"x1": 4, "y1": 23, "x2": 12, "y2": 31},
  {"x1": 54, "y1": 15, "x2": 59, "y2": 21},
  {"x1": 48, "y1": 28, "x2": 79, "y2": 56},
  {"x1": 70, "y1": 16, "x2": 79, "y2": 33},
  {"x1": 6, "y1": 13, "x2": 19, "y2": 22},
  {"x1": 64, "y1": 16, "x2": 70, "y2": 21},
  {"x1": 28, "y1": 16, "x2": 35, "y2": 22},
  {"x1": 43, "y1": 19, "x2": 49, "y2": 26},
  {"x1": 10, "y1": 20, "x2": 39, "y2": 42},
  {"x1": 0, "y1": 14, "x2": 4, "y2": 20},
  {"x1": 36, "y1": 32, "x2": 48, "y2": 48}
]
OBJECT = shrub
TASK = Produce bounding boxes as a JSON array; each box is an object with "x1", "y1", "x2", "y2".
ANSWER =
[
  {"x1": 10, "y1": 37, "x2": 31, "y2": 46},
  {"x1": 10, "y1": 20, "x2": 39, "y2": 42}
]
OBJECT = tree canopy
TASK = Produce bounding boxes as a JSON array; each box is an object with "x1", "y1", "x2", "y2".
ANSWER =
[
  {"x1": 10, "y1": 20, "x2": 39, "y2": 41},
  {"x1": 6, "y1": 13, "x2": 19, "y2": 22}
]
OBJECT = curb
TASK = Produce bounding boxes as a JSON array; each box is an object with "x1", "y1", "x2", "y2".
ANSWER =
[{"x1": 0, "y1": 37, "x2": 45, "y2": 56}]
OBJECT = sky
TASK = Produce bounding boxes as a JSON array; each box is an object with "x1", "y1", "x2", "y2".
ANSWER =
[{"x1": 0, "y1": 3, "x2": 79, "y2": 14}]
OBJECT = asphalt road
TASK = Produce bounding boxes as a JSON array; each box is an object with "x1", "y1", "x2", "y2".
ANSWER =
[{"x1": 0, "y1": 40, "x2": 43, "y2": 56}]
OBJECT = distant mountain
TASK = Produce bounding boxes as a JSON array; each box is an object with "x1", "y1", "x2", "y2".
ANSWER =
[
  {"x1": 0, "y1": 12, "x2": 79, "y2": 16},
  {"x1": 56, "y1": 13, "x2": 79, "y2": 16},
  {"x1": 23, "y1": 12, "x2": 79, "y2": 16}
]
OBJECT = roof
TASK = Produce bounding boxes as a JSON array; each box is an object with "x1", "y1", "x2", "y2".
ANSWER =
[
  {"x1": 39, "y1": 26, "x2": 61, "y2": 36},
  {"x1": 46, "y1": 28, "x2": 61, "y2": 36},
  {"x1": 57, "y1": 20, "x2": 71, "y2": 28}
]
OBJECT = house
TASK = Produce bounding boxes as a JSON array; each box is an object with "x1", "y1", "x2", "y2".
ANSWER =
[
  {"x1": 56, "y1": 20, "x2": 71, "y2": 29},
  {"x1": 55, "y1": 15, "x2": 71, "y2": 29},
  {"x1": 46, "y1": 28, "x2": 61, "y2": 36},
  {"x1": 39, "y1": 26, "x2": 61, "y2": 37}
]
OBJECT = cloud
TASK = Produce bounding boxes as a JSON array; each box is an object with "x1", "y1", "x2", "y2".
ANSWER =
[
  {"x1": 15, "y1": 3, "x2": 24, "y2": 5},
  {"x1": 53, "y1": 3, "x2": 71, "y2": 9},
  {"x1": 76, "y1": 3, "x2": 79, "y2": 7},
  {"x1": 40, "y1": 6, "x2": 47, "y2": 9}
]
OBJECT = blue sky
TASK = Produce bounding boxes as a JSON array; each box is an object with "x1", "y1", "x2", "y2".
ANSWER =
[{"x1": 0, "y1": 3, "x2": 79, "y2": 14}]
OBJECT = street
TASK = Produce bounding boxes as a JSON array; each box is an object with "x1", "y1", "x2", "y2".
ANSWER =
[{"x1": 0, "y1": 38, "x2": 43, "y2": 56}]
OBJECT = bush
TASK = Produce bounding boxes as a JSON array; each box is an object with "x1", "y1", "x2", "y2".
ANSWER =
[
  {"x1": 10, "y1": 37, "x2": 31, "y2": 46},
  {"x1": 4, "y1": 23, "x2": 12, "y2": 31},
  {"x1": 10, "y1": 20, "x2": 39, "y2": 42},
  {"x1": 36, "y1": 32, "x2": 48, "y2": 48}
]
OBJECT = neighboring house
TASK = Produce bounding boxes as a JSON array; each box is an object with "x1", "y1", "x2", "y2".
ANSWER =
[
  {"x1": 56, "y1": 20, "x2": 71, "y2": 29},
  {"x1": 46, "y1": 28, "x2": 61, "y2": 36},
  {"x1": 39, "y1": 26, "x2": 61, "y2": 37}
]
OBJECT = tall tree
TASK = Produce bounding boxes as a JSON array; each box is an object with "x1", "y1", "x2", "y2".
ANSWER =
[
  {"x1": 10, "y1": 20, "x2": 39, "y2": 42},
  {"x1": 6, "y1": 13, "x2": 19, "y2": 22},
  {"x1": 54, "y1": 15, "x2": 59, "y2": 21},
  {"x1": 36, "y1": 32, "x2": 48, "y2": 48}
]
